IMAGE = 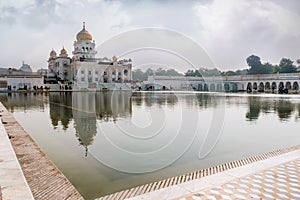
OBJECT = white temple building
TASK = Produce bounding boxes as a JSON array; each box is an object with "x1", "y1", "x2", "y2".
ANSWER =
[{"x1": 47, "y1": 22, "x2": 132, "y2": 90}]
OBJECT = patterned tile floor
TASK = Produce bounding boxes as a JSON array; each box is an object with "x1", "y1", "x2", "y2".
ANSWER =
[{"x1": 178, "y1": 159, "x2": 300, "y2": 200}]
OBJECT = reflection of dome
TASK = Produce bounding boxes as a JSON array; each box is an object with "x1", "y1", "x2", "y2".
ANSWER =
[
  {"x1": 60, "y1": 47, "x2": 67, "y2": 55},
  {"x1": 76, "y1": 22, "x2": 92, "y2": 41},
  {"x1": 50, "y1": 49, "x2": 56, "y2": 57}
]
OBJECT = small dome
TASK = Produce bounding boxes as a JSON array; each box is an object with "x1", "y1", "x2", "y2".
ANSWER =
[
  {"x1": 76, "y1": 22, "x2": 92, "y2": 41},
  {"x1": 112, "y1": 56, "x2": 117, "y2": 62},
  {"x1": 20, "y1": 62, "x2": 32, "y2": 72},
  {"x1": 50, "y1": 49, "x2": 56, "y2": 57},
  {"x1": 61, "y1": 47, "x2": 67, "y2": 55}
]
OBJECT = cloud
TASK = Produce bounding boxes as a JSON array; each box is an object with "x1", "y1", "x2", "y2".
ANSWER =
[
  {"x1": 0, "y1": 0, "x2": 133, "y2": 68},
  {"x1": 0, "y1": 0, "x2": 299, "y2": 70},
  {"x1": 192, "y1": 0, "x2": 300, "y2": 69}
]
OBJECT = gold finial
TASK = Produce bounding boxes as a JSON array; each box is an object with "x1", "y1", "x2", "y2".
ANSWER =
[{"x1": 61, "y1": 46, "x2": 67, "y2": 54}]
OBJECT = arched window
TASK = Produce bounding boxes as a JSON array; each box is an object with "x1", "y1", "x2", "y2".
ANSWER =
[
  {"x1": 247, "y1": 82, "x2": 252, "y2": 90},
  {"x1": 279, "y1": 82, "x2": 284, "y2": 89},
  {"x1": 253, "y1": 82, "x2": 258, "y2": 90},
  {"x1": 286, "y1": 82, "x2": 291, "y2": 89},
  {"x1": 259, "y1": 82, "x2": 264, "y2": 91},
  {"x1": 224, "y1": 83, "x2": 230, "y2": 91},
  {"x1": 265, "y1": 82, "x2": 270, "y2": 90},
  {"x1": 293, "y1": 82, "x2": 299, "y2": 90}
]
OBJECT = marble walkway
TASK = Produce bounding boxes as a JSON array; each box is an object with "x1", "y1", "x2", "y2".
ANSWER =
[
  {"x1": 127, "y1": 149, "x2": 300, "y2": 200},
  {"x1": 0, "y1": 114, "x2": 33, "y2": 199}
]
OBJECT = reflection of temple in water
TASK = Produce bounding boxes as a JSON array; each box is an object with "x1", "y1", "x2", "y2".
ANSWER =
[
  {"x1": 49, "y1": 92, "x2": 73, "y2": 130},
  {"x1": 71, "y1": 91, "x2": 132, "y2": 156},
  {"x1": 0, "y1": 93, "x2": 46, "y2": 113},
  {"x1": 72, "y1": 92, "x2": 97, "y2": 156},
  {"x1": 95, "y1": 92, "x2": 132, "y2": 121},
  {"x1": 246, "y1": 97, "x2": 296, "y2": 121},
  {"x1": 131, "y1": 92, "x2": 178, "y2": 107}
]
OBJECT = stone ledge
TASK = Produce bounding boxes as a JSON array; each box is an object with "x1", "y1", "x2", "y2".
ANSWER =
[
  {"x1": 97, "y1": 145, "x2": 300, "y2": 200},
  {"x1": 0, "y1": 102, "x2": 84, "y2": 200}
]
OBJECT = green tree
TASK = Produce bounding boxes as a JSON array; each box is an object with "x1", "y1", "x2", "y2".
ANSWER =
[
  {"x1": 221, "y1": 71, "x2": 235, "y2": 76},
  {"x1": 132, "y1": 69, "x2": 146, "y2": 81},
  {"x1": 145, "y1": 68, "x2": 154, "y2": 76},
  {"x1": 262, "y1": 62, "x2": 274, "y2": 74},
  {"x1": 155, "y1": 68, "x2": 167, "y2": 76},
  {"x1": 166, "y1": 69, "x2": 182, "y2": 76},
  {"x1": 198, "y1": 68, "x2": 220, "y2": 76},
  {"x1": 296, "y1": 59, "x2": 300, "y2": 71},
  {"x1": 235, "y1": 69, "x2": 248, "y2": 75},
  {"x1": 246, "y1": 55, "x2": 263, "y2": 74},
  {"x1": 279, "y1": 58, "x2": 297, "y2": 73}
]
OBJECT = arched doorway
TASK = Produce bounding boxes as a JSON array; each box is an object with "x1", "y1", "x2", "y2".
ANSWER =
[
  {"x1": 253, "y1": 82, "x2": 258, "y2": 90},
  {"x1": 247, "y1": 82, "x2": 252, "y2": 93},
  {"x1": 224, "y1": 83, "x2": 230, "y2": 92},
  {"x1": 278, "y1": 82, "x2": 285, "y2": 94},
  {"x1": 259, "y1": 82, "x2": 264, "y2": 92},
  {"x1": 293, "y1": 82, "x2": 299, "y2": 90},
  {"x1": 265, "y1": 82, "x2": 270, "y2": 90},
  {"x1": 286, "y1": 82, "x2": 291, "y2": 89},
  {"x1": 279, "y1": 82, "x2": 284, "y2": 89},
  {"x1": 232, "y1": 83, "x2": 238, "y2": 92}
]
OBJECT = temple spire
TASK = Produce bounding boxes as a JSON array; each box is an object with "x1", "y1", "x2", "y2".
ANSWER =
[{"x1": 83, "y1": 22, "x2": 85, "y2": 30}]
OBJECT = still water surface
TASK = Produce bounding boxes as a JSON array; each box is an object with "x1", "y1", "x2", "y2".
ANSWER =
[{"x1": 1, "y1": 91, "x2": 300, "y2": 199}]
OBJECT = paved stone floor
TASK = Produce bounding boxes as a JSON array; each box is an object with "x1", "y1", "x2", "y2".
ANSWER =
[
  {"x1": 128, "y1": 149, "x2": 300, "y2": 200},
  {"x1": 178, "y1": 159, "x2": 300, "y2": 200}
]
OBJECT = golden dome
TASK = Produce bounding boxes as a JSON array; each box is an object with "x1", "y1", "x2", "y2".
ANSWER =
[
  {"x1": 50, "y1": 49, "x2": 56, "y2": 57},
  {"x1": 112, "y1": 56, "x2": 118, "y2": 62},
  {"x1": 76, "y1": 22, "x2": 92, "y2": 41},
  {"x1": 60, "y1": 47, "x2": 67, "y2": 55}
]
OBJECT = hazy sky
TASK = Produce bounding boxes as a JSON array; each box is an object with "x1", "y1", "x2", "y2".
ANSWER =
[{"x1": 1, "y1": 0, "x2": 300, "y2": 71}]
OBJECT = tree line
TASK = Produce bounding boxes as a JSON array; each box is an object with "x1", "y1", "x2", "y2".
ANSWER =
[
  {"x1": 132, "y1": 68, "x2": 182, "y2": 81},
  {"x1": 246, "y1": 55, "x2": 299, "y2": 74},
  {"x1": 132, "y1": 55, "x2": 300, "y2": 81}
]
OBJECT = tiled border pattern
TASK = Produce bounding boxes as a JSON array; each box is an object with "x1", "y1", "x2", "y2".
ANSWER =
[
  {"x1": 179, "y1": 159, "x2": 300, "y2": 200},
  {"x1": 97, "y1": 145, "x2": 300, "y2": 200},
  {"x1": 0, "y1": 103, "x2": 84, "y2": 200}
]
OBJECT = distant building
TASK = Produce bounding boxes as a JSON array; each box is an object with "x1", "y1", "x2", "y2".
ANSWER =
[
  {"x1": 19, "y1": 61, "x2": 33, "y2": 72},
  {"x1": 47, "y1": 22, "x2": 132, "y2": 89},
  {"x1": 0, "y1": 70, "x2": 44, "y2": 91},
  {"x1": 37, "y1": 68, "x2": 49, "y2": 76}
]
